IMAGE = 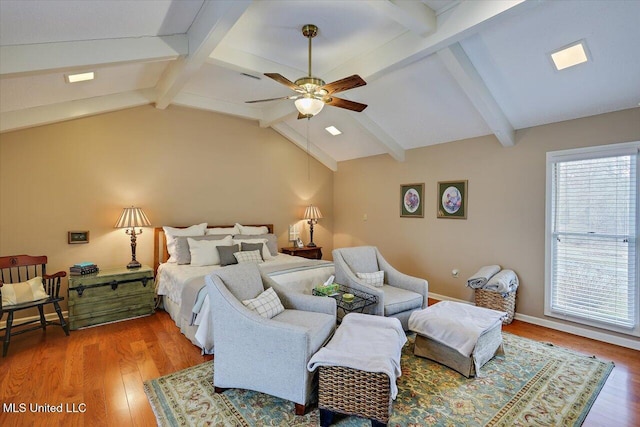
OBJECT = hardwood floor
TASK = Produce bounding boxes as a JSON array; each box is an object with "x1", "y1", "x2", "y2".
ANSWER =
[{"x1": 0, "y1": 307, "x2": 638, "y2": 426}]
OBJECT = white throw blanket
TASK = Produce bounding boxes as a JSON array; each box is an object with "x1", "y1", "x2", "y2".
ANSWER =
[
  {"x1": 307, "y1": 313, "x2": 407, "y2": 399},
  {"x1": 484, "y1": 269, "x2": 519, "y2": 295},
  {"x1": 408, "y1": 301, "x2": 506, "y2": 357},
  {"x1": 467, "y1": 265, "x2": 501, "y2": 289}
]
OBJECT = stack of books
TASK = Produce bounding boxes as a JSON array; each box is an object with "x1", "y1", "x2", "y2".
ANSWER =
[{"x1": 70, "y1": 262, "x2": 99, "y2": 275}]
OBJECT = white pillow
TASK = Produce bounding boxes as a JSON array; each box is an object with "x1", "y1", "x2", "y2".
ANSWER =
[
  {"x1": 233, "y1": 238, "x2": 272, "y2": 260},
  {"x1": 235, "y1": 223, "x2": 269, "y2": 236},
  {"x1": 1, "y1": 276, "x2": 49, "y2": 306},
  {"x1": 242, "y1": 287, "x2": 284, "y2": 319},
  {"x1": 356, "y1": 271, "x2": 385, "y2": 287},
  {"x1": 163, "y1": 223, "x2": 207, "y2": 263},
  {"x1": 188, "y1": 235, "x2": 233, "y2": 266},
  {"x1": 234, "y1": 250, "x2": 264, "y2": 264},
  {"x1": 206, "y1": 226, "x2": 239, "y2": 235}
]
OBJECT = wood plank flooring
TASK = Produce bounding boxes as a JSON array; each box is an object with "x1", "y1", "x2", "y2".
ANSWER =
[{"x1": 0, "y1": 305, "x2": 637, "y2": 426}]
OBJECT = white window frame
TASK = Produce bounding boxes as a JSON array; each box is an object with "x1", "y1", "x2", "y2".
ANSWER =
[{"x1": 545, "y1": 141, "x2": 640, "y2": 337}]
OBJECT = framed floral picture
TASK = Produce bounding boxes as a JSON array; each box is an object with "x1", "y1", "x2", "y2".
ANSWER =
[
  {"x1": 400, "y1": 183, "x2": 424, "y2": 218},
  {"x1": 437, "y1": 180, "x2": 467, "y2": 219}
]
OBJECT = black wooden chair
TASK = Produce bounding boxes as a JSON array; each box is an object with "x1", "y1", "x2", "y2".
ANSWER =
[{"x1": 0, "y1": 255, "x2": 70, "y2": 357}]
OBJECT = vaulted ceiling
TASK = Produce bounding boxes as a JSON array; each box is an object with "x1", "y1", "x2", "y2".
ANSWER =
[{"x1": 1, "y1": 1, "x2": 639, "y2": 170}]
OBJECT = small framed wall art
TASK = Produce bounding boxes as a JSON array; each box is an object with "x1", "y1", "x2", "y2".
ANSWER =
[
  {"x1": 68, "y1": 231, "x2": 90, "y2": 244},
  {"x1": 400, "y1": 183, "x2": 424, "y2": 218},
  {"x1": 437, "y1": 180, "x2": 467, "y2": 219}
]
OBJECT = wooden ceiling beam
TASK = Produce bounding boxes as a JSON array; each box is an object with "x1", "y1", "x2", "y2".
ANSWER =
[
  {"x1": 154, "y1": 0, "x2": 251, "y2": 109},
  {"x1": 0, "y1": 36, "x2": 186, "y2": 77}
]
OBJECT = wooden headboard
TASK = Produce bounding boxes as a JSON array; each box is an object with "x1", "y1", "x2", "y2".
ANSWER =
[{"x1": 153, "y1": 224, "x2": 274, "y2": 275}]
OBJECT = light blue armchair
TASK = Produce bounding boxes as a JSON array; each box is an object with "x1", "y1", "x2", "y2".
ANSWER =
[
  {"x1": 333, "y1": 246, "x2": 428, "y2": 330},
  {"x1": 206, "y1": 263, "x2": 336, "y2": 415}
]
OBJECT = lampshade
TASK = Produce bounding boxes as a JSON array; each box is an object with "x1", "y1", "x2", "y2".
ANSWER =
[
  {"x1": 295, "y1": 97, "x2": 324, "y2": 117},
  {"x1": 114, "y1": 207, "x2": 151, "y2": 229},
  {"x1": 303, "y1": 205, "x2": 323, "y2": 221}
]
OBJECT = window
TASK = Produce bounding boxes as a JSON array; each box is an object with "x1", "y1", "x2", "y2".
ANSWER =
[{"x1": 545, "y1": 141, "x2": 639, "y2": 336}]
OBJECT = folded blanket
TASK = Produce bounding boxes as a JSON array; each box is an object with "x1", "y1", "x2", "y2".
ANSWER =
[
  {"x1": 307, "y1": 313, "x2": 407, "y2": 399},
  {"x1": 467, "y1": 265, "x2": 501, "y2": 288},
  {"x1": 408, "y1": 301, "x2": 506, "y2": 358},
  {"x1": 484, "y1": 269, "x2": 519, "y2": 295}
]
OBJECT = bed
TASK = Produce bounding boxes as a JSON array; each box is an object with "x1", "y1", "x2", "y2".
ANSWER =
[{"x1": 153, "y1": 223, "x2": 335, "y2": 353}]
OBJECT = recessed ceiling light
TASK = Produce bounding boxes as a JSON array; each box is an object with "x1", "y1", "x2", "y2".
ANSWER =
[
  {"x1": 65, "y1": 71, "x2": 95, "y2": 83},
  {"x1": 325, "y1": 126, "x2": 342, "y2": 136},
  {"x1": 550, "y1": 41, "x2": 589, "y2": 71}
]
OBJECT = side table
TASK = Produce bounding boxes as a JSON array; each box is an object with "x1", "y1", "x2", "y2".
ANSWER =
[
  {"x1": 312, "y1": 284, "x2": 377, "y2": 320},
  {"x1": 281, "y1": 246, "x2": 323, "y2": 260},
  {"x1": 68, "y1": 265, "x2": 155, "y2": 330}
]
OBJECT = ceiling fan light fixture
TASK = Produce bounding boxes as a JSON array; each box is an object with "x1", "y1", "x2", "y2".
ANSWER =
[{"x1": 295, "y1": 97, "x2": 324, "y2": 117}]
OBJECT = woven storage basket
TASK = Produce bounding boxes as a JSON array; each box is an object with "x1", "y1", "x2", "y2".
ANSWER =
[
  {"x1": 318, "y1": 365, "x2": 392, "y2": 424},
  {"x1": 475, "y1": 289, "x2": 516, "y2": 324}
]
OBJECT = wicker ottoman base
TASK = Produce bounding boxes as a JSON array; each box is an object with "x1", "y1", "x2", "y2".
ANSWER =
[
  {"x1": 413, "y1": 320, "x2": 504, "y2": 377},
  {"x1": 318, "y1": 365, "x2": 392, "y2": 427}
]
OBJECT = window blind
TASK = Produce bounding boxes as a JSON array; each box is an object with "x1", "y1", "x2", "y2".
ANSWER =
[{"x1": 549, "y1": 150, "x2": 637, "y2": 331}]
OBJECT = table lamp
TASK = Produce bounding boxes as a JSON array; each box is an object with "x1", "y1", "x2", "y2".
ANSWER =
[
  {"x1": 114, "y1": 206, "x2": 151, "y2": 269},
  {"x1": 303, "y1": 205, "x2": 323, "y2": 247}
]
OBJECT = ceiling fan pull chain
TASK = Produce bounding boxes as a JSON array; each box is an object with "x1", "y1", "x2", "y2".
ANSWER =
[{"x1": 307, "y1": 117, "x2": 311, "y2": 181}]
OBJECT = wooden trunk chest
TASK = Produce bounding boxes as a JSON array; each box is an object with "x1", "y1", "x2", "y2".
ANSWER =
[{"x1": 68, "y1": 265, "x2": 154, "y2": 330}]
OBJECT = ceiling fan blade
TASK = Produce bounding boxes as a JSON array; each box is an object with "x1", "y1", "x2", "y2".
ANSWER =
[
  {"x1": 245, "y1": 95, "x2": 300, "y2": 104},
  {"x1": 264, "y1": 73, "x2": 301, "y2": 92},
  {"x1": 324, "y1": 96, "x2": 368, "y2": 112},
  {"x1": 320, "y1": 75, "x2": 367, "y2": 94}
]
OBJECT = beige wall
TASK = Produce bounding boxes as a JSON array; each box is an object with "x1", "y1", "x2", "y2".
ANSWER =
[
  {"x1": 334, "y1": 108, "x2": 640, "y2": 341},
  {"x1": 0, "y1": 105, "x2": 334, "y2": 315}
]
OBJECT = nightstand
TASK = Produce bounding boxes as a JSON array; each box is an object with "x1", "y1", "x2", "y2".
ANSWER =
[
  {"x1": 67, "y1": 265, "x2": 154, "y2": 330},
  {"x1": 281, "y1": 246, "x2": 323, "y2": 260}
]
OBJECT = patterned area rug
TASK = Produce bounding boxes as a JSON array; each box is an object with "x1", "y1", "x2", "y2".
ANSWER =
[{"x1": 144, "y1": 333, "x2": 613, "y2": 426}]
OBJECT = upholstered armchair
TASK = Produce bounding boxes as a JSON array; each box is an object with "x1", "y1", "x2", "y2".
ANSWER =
[
  {"x1": 206, "y1": 263, "x2": 336, "y2": 415},
  {"x1": 333, "y1": 246, "x2": 428, "y2": 330}
]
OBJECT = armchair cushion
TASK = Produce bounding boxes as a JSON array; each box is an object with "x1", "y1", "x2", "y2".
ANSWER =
[
  {"x1": 356, "y1": 271, "x2": 385, "y2": 287},
  {"x1": 242, "y1": 287, "x2": 285, "y2": 319},
  {"x1": 272, "y1": 310, "x2": 335, "y2": 353},
  {"x1": 340, "y1": 246, "x2": 379, "y2": 273},
  {"x1": 382, "y1": 285, "x2": 423, "y2": 316},
  {"x1": 1, "y1": 276, "x2": 48, "y2": 306},
  {"x1": 214, "y1": 262, "x2": 264, "y2": 301}
]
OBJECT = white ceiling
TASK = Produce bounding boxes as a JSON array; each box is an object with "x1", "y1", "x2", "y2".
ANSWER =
[{"x1": 1, "y1": 0, "x2": 639, "y2": 170}]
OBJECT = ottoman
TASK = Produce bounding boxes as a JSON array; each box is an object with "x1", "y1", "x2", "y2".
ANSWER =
[
  {"x1": 408, "y1": 301, "x2": 506, "y2": 377},
  {"x1": 307, "y1": 313, "x2": 407, "y2": 427}
]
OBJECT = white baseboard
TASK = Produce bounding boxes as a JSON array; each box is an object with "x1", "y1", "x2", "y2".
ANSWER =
[
  {"x1": 429, "y1": 292, "x2": 640, "y2": 351},
  {"x1": 0, "y1": 311, "x2": 69, "y2": 330}
]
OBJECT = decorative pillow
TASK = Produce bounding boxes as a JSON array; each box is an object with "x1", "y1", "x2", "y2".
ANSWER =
[
  {"x1": 1, "y1": 276, "x2": 49, "y2": 306},
  {"x1": 188, "y1": 235, "x2": 233, "y2": 266},
  {"x1": 217, "y1": 244, "x2": 240, "y2": 266},
  {"x1": 356, "y1": 271, "x2": 385, "y2": 287},
  {"x1": 235, "y1": 223, "x2": 269, "y2": 236},
  {"x1": 234, "y1": 250, "x2": 264, "y2": 264},
  {"x1": 234, "y1": 233, "x2": 278, "y2": 257},
  {"x1": 174, "y1": 234, "x2": 230, "y2": 264},
  {"x1": 233, "y1": 238, "x2": 272, "y2": 260},
  {"x1": 242, "y1": 287, "x2": 284, "y2": 319},
  {"x1": 206, "y1": 226, "x2": 239, "y2": 236},
  {"x1": 163, "y1": 223, "x2": 207, "y2": 263},
  {"x1": 240, "y1": 242, "x2": 265, "y2": 260}
]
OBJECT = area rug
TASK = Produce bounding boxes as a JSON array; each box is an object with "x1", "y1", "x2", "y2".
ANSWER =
[{"x1": 144, "y1": 333, "x2": 613, "y2": 426}]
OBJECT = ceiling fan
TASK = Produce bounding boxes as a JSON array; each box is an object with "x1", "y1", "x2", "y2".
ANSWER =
[{"x1": 246, "y1": 24, "x2": 367, "y2": 119}]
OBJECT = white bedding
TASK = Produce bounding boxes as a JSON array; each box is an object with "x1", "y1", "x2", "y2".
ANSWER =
[{"x1": 155, "y1": 253, "x2": 335, "y2": 353}]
